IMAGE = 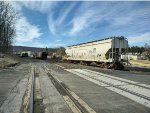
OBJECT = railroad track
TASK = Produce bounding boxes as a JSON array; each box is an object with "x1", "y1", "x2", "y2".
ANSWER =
[
  {"x1": 43, "y1": 65, "x2": 96, "y2": 113},
  {"x1": 64, "y1": 68, "x2": 150, "y2": 108},
  {"x1": 20, "y1": 64, "x2": 35, "y2": 113}
]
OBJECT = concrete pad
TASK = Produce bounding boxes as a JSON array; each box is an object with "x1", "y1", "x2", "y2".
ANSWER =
[
  {"x1": 38, "y1": 66, "x2": 72, "y2": 113},
  {"x1": 0, "y1": 63, "x2": 30, "y2": 106},
  {"x1": 0, "y1": 63, "x2": 32, "y2": 113},
  {"x1": 47, "y1": 63, "x2": 150, "y2": 113}
]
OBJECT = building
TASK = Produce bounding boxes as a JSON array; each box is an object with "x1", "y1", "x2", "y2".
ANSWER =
[{"x1": 13, "y1": 50, "x2": 33, "y2": 57}]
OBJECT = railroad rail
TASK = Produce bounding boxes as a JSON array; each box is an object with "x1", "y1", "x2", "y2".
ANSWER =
[
  {"x1": 20, "y1": 64, "x2": 35, "y2": 113},
  {"x1": 30, "y1": 65, "x2": 35, "y2": 113},
  {"x1": 65, "y1": 68, "x2": 150, "y2": 108},
  {"x1": 43, "y1": 65, "x2": 96, "y2": 113}
]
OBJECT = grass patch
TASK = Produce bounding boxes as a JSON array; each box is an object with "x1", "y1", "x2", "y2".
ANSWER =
[{"x1": 130, "y1": 60, "x2": 150, "y2": 67}]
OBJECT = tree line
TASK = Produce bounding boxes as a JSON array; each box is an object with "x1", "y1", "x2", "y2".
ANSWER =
[
  {"x1": 128, "y1": 43, "x2": 150, "y2": 60},
  {"x1": 128, "y1": 44, "x2": 149, "y2": 54},
  {"x1": 128, "y1": 46, "x2": 145, "y2": 55},
  {"x1": 0, "y1": 1, "x2": 16, "y2": 53}
]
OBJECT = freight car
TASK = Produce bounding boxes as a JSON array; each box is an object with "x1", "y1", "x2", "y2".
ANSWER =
[
  {"x1": 65, "y1": 36, "x2": 128, "y2": 69},
  {"x1": 33, "y1": 52, "x2": 48, "y2": 60}
]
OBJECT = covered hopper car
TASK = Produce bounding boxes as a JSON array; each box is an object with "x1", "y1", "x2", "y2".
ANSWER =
[{"x1": 65, "y1": 36, "x2": 128, "y2": 69}]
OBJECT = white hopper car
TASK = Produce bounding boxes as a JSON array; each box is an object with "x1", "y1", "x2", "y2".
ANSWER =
[{"x1": 65, "y1": 36, "x2": 128, "y2": 69}]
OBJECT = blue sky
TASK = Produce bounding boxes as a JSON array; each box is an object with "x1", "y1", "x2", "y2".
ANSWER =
[{"x1": 11, "y1": 1, "x2": 150, "y2": 48}]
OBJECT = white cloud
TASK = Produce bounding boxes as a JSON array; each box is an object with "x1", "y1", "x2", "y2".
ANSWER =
[
  {"x1": 15, "y1": 16, "x2": 43, "y2": 45},
  {"x1": 10, "y1": 1, "x2": 65, "y2": 47},
  {"x1": 69, "y1": 8, "x2": 102, "y2": 35},
  {"x1": 69, "y1": 2, "x2": 150, "y2": 35},
  {"x1": 10, "y1": 1, "x2": 150, "y2": 47},
  {"x1": 21, "y1": 1, "x2": 54, "y2": 13},
  {"x1": 48, "y1": 15, "x2": 56, "y2": 35},
  {"x1": 9, "y1": 1, "x2": 22, "y2": 11},
  {"x1": 69, "y1": 17, "x2": 87, "y2": 35},
  {"x1": 57, "y1": 2, "x2": 77, "y2": 24},
  {"x1": 56, "y1": 39, "x2": 61, "y2": 42},
  {"x1": 47, "y1": 2, "x2": 77, "y2": 35},
  {"x1": 68, "y1": 3, "x2": 107, "y2": 35},
  {"x1": 110, "y1": 17, "x2": 133, "y2": 26},
  {"x1": 11, "y1": 1, "x2": 54, "y2": 14},
  {"x1": 10, "y1": 1, "x2": 45, "y2": 46},
  {"x1": 128, "y1": 32, "x2": 150, "y2": 45}
]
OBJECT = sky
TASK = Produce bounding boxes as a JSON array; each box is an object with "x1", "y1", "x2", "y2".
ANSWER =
[{"x1": 11, "y1": 1, "x2": 150, "y2": 48}]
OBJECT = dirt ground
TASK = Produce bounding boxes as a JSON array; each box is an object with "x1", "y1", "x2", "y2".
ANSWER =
[{"x1": 0, "y1": 54, "x2": 21, "y2": 68}]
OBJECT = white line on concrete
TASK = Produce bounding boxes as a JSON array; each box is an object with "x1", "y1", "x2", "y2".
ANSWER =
[
  {"x1": 73, "y1": 69, "x2": 150, "y2": 97},
  {"x1": 65, "y1": 69, "x2": 150, "y2": 108},
  {"x1": 55, "y1": 64, "x2": 65, "y2": 69},
  {"x1": 84, "y1": 69, "x2": 150, "y2": 89},
  {"x1": 84, "y1": 69, "x2": 139, "y2": 84}
]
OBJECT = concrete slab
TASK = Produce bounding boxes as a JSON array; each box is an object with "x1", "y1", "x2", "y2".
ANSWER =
[
  {"x1": 38, "y1": 65, "x2": 72, "y2": 113},
  {"x1": 47, "y1": 63, "x2": 150, "y2": 113},
  {"x1": 0, "y1": 63, "x2": 30, "y2": 107},
  {"x1": 0, "y1": 63, "x2": 31, "y2": 113}
]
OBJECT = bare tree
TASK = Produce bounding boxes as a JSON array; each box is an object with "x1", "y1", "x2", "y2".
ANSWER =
[{"x1": 0, "y1": 1, "x2": 16, "y2": 53}]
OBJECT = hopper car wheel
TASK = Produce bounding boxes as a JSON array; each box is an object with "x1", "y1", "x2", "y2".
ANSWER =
[
  {"x1": 101, "y1": 63, "x2": 105, "y2": 68},
  {"x1": 106, "y1": 64, "x2": 112, "y2": 69},
  {"x1": 104, "y1": 64, "x2": 109, "y2": 69},
  {"x1": 108, "y1": 64, "x2": 113, "y2": 69}
]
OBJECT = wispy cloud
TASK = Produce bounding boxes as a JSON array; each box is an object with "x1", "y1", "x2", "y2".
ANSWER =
[
  {"x1": 15, "y1": 16, "x2": 43, "y2": 45},
  {"x1": 69, "y1": 2, "x2": 150, "y2": 36},
  {"x1": 11, "y1": 1, "x2": 52, "y2": 46},
  {"x1": 48, "y1": 15, "x2": 56, "y2": 35},
  {"x1": 56, "y1": 2, "x2": 77, "y2": 24},
  {"x1": 128, "y1": 32, "x2": 150, "y2": 45},
  {"x1": 56, "y1": 39, "x2": 61, "y2": 42},
  {"x1": 14, "y1": 1, "x2": 54, "y2": 14},
  {"x1": 69, "y1": 8, "x2": 99, "y2": 35},
  {"x1": 47, "y1": 2, "x2": 77, "y2": 35},
  {"x1": 11, "y1": 1, "x2": 150, "y2": 47}
]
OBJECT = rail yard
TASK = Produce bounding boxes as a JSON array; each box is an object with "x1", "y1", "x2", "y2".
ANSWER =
[
  {"x1": 0, "y1": 37, "x2": 150, "y2": 113},
  {"x1": 0, "y1": 59, "x2": 149, "y2": 113},
  {"x1": 1, "y1": 1, "x2": 150, "y2": 113}
]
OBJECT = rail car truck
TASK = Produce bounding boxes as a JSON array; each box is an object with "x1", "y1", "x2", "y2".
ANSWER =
[{"x1": 65, "y1": 36, "x2": 128, "y2": 69}]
